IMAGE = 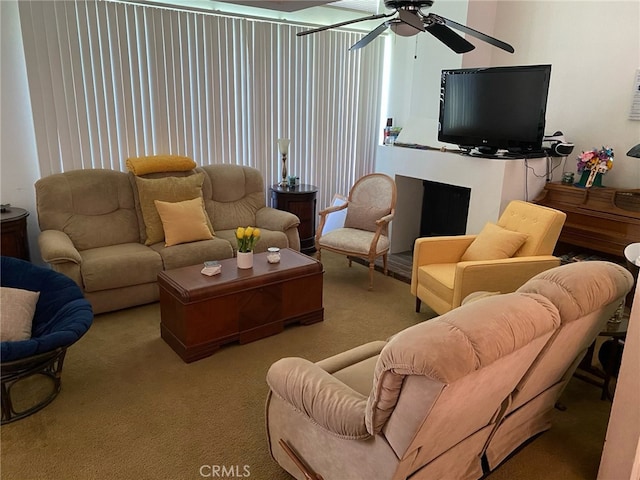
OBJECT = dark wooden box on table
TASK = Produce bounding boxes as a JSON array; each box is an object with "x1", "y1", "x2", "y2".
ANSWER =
[{"x1": 158, "y1": 248, "x2": 324, "y2": 363}]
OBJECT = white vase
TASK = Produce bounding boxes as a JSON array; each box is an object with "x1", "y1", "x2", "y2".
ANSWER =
[{"x1": 237, "y1": 251, "x2": 254, "y2": 269}]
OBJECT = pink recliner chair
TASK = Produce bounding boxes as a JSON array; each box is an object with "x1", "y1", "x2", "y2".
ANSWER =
[
  {"x1": 266, "y1": 292, "x2": 560, "y2": 480},
  {"x1": 265, "y1": 260, "x2": 632, "y2": 480},
  {"x1": 483, "y1": 261, "x2": 633, "y2": 470}
]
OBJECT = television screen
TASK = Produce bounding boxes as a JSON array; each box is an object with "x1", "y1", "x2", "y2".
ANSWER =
[{"x1": 438, "y1": 64, "x2": 552, "y2": 155}]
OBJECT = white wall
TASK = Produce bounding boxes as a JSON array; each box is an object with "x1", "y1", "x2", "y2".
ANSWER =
[
  {"x1": 473, "y1": 0, "x2": 640, "y2": 189},
  {"x1": 385, "y1": 1, "x2": 640, "y2": 188},
  {"x1": 384, "y1": 0, "x2": 468, "y2": 146},
  {"x1": 0, "y1": 0, "x2": 43, "y2": 263}
]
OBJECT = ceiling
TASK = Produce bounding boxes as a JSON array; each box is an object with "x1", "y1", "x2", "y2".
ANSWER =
[
  {"x1": 216, "y1": 0, "x2": 379, "y2": 13},
  {"x1": 217, "y1": 0, "x2": 337, "y2": 12}
]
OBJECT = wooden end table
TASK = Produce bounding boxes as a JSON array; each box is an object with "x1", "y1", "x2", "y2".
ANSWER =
[
  {"x1": 157, "y1": 248, "x2": 324, "y2": 363},
  {"x1": 270, "y1": 184, "x2": 318, "y2": 255},
  {"x1": 575, "y1": 314, "x2": 629, "y2": 400},
  {"x1": 1, "y1": 207, "x2": 30, "y2": 261}
]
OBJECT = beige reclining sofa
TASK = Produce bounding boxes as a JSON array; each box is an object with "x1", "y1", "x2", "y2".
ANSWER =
[
  {"x1": 265, "y1": 260, "x2": 632, "y2": 480},
  {"x1": 35, "y1": 163, "x2": 300, "y2": 314}
]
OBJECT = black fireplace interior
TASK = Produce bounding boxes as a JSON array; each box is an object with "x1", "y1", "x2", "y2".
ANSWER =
[{"x1": 420, "y1": 180, "x2": 471, "y2": 237}]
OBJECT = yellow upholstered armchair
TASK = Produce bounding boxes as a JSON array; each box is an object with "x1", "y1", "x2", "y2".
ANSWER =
[
  {"x1": 316, "y1": 173, "x2": 397, "y2": 290},
  {"x1": 412, "y1": 200, "x2": 566, "y2": 315}
]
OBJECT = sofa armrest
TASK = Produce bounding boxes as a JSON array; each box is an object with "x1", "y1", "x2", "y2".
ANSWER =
[
  {"x1": 38, "y1": 230, "x2": 82, "y2": 265},
  {"x1": 411, "y1": 236, "x2": 476, "y2": 292},
  {"x1": 315, "y1": 341, "x2": 387, "y2": 374},
  {"x1": 267, "y1": 357, "x2": 370, "y2": 439},
  {"x1": 452, "y1": 255, "x2": 561, "y2": 307},
  {"x1": 256, "y1": 207, "x2": 300, "y2": 232},
  {"x1": 256, "y1": 207, "x2": 301, "y2": 251},
  {"x1": 413, "y1": 235, "x2": 476, "y2": 265}
]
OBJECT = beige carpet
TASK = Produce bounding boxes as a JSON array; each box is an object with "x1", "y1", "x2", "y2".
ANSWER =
[{"x1": 1, "y1": 251, "x2": 612, "y2": 480}]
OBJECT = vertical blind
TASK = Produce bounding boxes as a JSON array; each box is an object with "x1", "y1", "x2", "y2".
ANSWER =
[{"x1": 18, "y1": 0, "x2": 385, "y2": 209}]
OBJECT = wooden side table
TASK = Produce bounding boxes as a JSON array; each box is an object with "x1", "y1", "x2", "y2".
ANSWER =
[
  {"x1": 575, "y1": 315, "x2": 629, "y2": 400},
  {"x1": 270, "y1": 184, "x2": 318, "y2": 255},
  {"x1": 1, "y1": 207, "x2": 30, "y2": 261}
]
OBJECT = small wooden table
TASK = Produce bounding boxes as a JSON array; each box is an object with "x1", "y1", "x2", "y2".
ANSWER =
[
  {"x1": 270, "y1": 184, "x2": 318, "y2": 255},
  {"x1": 576, "y1": 315, "x2": 629, "y2": 400},
  {"x1": 157, "y1": 249, "x2": 324, "y2": 363},
  {"x1": 1, "y1": 207, "x2": 30, "y2": 261}
]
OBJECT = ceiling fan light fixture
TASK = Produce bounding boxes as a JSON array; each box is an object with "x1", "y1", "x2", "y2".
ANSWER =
[{"x1": 390, "y1": 20, "x2": 421, "y2": 37}]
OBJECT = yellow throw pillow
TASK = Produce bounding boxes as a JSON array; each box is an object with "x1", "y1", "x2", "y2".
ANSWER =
[
  {"x1": 154, "y1": 197, "x2": 215, "y2": 247},
  {"x1": 461, "y1": 223, "x2": 528, "y2": 261},
  {"x1": 126, "y1": 155, "x2": 196, "y2": 176},
  {"x1": 135, "y1": 173, "x2": 213, "y2": 245}
]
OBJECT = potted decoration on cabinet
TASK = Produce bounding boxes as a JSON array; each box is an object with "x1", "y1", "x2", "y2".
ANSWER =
[{"x1": 575, "y1": 146, "x2": 614, "y2": 188}]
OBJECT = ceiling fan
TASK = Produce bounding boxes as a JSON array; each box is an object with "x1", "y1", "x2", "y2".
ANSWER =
[{"x1": 297, "y1": 0, "x2": 515, "y2": 53}]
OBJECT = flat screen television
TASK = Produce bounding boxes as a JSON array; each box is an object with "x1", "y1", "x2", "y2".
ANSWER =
[{"x1": 438, "y1": 64, "x2": 552, "y2": 156}]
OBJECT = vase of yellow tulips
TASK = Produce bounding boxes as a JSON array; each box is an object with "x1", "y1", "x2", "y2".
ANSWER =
[{"x1": 236, "y1": 226, "x2": 260, "y2": 269}]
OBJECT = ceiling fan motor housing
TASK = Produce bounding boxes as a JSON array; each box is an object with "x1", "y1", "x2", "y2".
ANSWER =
[{"x1": 384, "y1": 0, "x2": 434, "y2": 10}]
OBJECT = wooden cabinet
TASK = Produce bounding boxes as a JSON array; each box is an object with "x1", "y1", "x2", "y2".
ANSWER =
[
  {"x1": 270, "y1": 185, "x2": 318, "y2": 255},
  {"x1": 535, "y1": 182, "x2": 640, "y2": 307},
  {"x1": 1, "y1": 207, "x2": 30, "y2": 261},
  {"x1": 533, "y1": 182, "x2": 640, "y2": 259}
]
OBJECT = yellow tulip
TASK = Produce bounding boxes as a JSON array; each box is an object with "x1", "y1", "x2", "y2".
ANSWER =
[
  {"x1": 253, "y1": 228, "x2": 260, "y2": 238},
  {"x1": 236, "y1": 227, "x2": 245, "y2": 239},
  {"x1": 245, "y1": 226, "x2": 254, "y2": 238}
]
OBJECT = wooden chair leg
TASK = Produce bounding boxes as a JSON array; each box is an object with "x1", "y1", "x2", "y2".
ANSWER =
[
  {"x1": 382, "y1": 254, "x2": 388, "y2": 276},
  {"x1": 368, "y1": 262, "x2": 374, "y2": 291},
  {"x1": 316, "y1": 248, "x2": 321, "y2": 263},
  {"x1": 416, "y1": 297, "x2": 421, "y2": 313}
]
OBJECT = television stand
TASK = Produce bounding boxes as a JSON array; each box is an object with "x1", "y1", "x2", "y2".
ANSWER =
[
  {"x1": 462, "y1": 148, "x2": 547, "y2": 160},
  {"x1": 506, "y1": 149, "x2": 546, "y2": 158},
  {"x1": 477, "y1": 146, "x2": 498, "y2": 155}
]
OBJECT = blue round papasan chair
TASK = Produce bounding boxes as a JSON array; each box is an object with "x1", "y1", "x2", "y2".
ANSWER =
[{"x1": 1, "y1": 256, "x2": 93, "y2": 424}]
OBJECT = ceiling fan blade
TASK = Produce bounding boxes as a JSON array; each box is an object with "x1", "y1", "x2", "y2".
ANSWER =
[
  {"x1": 397, "y1": 9, "x2": 424, "y2": 32},
  {"x1": 297, "y1": 12, "x2": 393, "y2": 37},
  {"x1": 425, "y1": 22, "x2": 475, "y2": 53},
  {"x1": 436, "y1": 14, "x2": 515, "y2": 53},
  {"x1": 349, "y1": 21, "x2": 390, "y2": 51}
]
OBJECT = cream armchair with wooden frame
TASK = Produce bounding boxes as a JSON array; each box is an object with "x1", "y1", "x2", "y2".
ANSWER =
[
  {"x1": 412, "y1": 200, "x2": 566, "y2": 316},
  {"x1": 316, "y1": 173, "x2": 397, "y2": 290}
]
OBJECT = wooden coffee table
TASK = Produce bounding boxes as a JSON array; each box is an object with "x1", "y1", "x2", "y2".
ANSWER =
[{"x1": 157, "y1": 248, "x2": 324, "y2": 362}]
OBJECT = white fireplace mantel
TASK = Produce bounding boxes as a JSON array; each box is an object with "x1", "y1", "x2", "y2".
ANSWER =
[{"x1": 375, "y1": 145, "x2": 548, "y2": 254}]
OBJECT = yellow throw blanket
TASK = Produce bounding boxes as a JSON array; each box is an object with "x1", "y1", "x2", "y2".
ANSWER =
[{"x1": 126, "y1": 155, "x2": 197, "y2": 176}]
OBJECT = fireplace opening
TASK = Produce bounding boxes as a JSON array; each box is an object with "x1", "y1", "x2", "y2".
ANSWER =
[{"x1": 420, "y1": 180, "x2": 471, "y2": 237}]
